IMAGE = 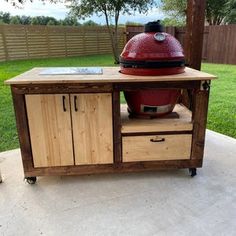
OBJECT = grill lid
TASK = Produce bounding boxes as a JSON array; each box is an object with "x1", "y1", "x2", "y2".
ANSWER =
[{"x1": 120, "y1": 21, "x2": 185, "y2": 76}]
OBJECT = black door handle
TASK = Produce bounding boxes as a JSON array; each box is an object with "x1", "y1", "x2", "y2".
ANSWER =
[
  {"x1": 74, "y1": 96, "x2": 78, "y2": 112},
  {"x1": 62, "y1": 95, "x2": 66, "y2": 112}
]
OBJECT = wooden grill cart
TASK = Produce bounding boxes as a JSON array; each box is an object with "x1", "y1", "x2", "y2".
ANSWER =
[{"x1": 5, "y1": 67, "x2": 216, "y2": 183}]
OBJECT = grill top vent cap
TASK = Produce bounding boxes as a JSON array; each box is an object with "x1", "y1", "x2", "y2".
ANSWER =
[{"x1": 144, "y1": 20, "x2": 164, "y2": 33}]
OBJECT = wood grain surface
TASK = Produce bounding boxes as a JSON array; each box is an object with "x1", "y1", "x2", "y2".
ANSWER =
[
  {"x1": 71, "y1": 93, "x2": 113, "y2": 165},
  {"x1": 5, "y1": 67, "x2": 216, "y2": 85},
  {"x1": 25, "y1": 94, "x2": 74, "y2": 167},
  {"x1": 121, "y1": 104, "x2": 193, "y2": 133},
  {"x1": 123, "y1": 134, "x2": 192, "y2": 162}
]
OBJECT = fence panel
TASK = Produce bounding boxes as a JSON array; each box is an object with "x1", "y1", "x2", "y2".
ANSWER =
[
  {"x1": 0, "y1": 24, "x2": 126, "y2": 62},
  {"x1": 1, "y1": 24, "x2": 235, "y2": 64},
  {"x1": 207, "y1": 25, "x2": 236, "y2": 64},
  {"x1": 125, "y1": 24, "x2": 236, "y2": 65}
]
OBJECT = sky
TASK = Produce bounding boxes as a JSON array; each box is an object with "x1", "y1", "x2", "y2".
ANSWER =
[{"x1": 0, "y1": 0, "x2": 165, "y2": 24}]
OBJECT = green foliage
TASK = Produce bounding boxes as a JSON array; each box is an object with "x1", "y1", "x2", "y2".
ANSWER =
[
  {"x1": 161, "y1": 0, "x2": 186, "y2": 18},
  {"x1": 0, "y1": 12, "x2": 80, "y2": 26},
  {"x1": 47, "y1": 19, "x2": 58, "y2": 25},
  {"x1": 0, "y1": 12, "x2": 11, "y2": 24},
  {"x1": 161, "y1": 17, "x2": 185, "y2": 26},
  {"x1": 225, "y1": 0, "x2": 236, "y2": 23},
  {"x1": 83, "y1": 20, "x2": 99, "y2": 26},
  {"x1": 60, "y1": 16, "x2": 80, "y2": 26},
  {"x1": 202, "y1": 63, "x2": 236, "y2": 138},
  {"x1": 160, "y1": 0, "x2": 235, "y2": 25},
  {"x1": 66, "y1": 0, "x2": 155, "y2": 63},
  {"x1": 9, "y1": 15, "x2": 21, "y2": 24},
  {"x1": 206, "y1": 0, "x2": 228, "y2": 25}
]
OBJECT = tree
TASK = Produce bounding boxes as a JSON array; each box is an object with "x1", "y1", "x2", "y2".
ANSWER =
[
  {"x1": 161, "y1": 17, "x2": 185, "y2": 26},
  {"x1": 5, "y1": 0, "x2": 155, "y2": 62},
  {"x1": 47, "y1": 19, "x2": 57, "y2": 25},
  {"x1": 31, "y1": 16, "x2": 41, "y2": 25},
  {"x1": 206, "y1": 0, "x2": 228, "y2": 25},
  {"x1": 19, "y1": 15, "x2": 31, "y2": 24},
  {"x1": 0, "y1": 12, "x2": 11, "y2": 24},
  {"x1": 10, "y1": 15, "x2": 21, "y2": 24},
  {"x1": 60, "y1": 15, "x2": 80, "y2": 26},
  {"x1": 66, "y1": 0, "x2": 155, "y2": 63},
  {"x1": 225, "y1": 0, "x2": 236, "y2": 23},
  {"x1": 160, "y1": 0, "x2": 233, "y2": 25},
  {"x1": 83, "y1": 20, "x2": 99, "y2": 26}
]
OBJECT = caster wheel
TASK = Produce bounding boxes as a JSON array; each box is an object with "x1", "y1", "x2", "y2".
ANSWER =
[
  {"x1": 25, "y1": 177, "x2": 37, "y2": 184},
  {"x1": 189, "y1": 168, "x2": 197, "y2": 177}
]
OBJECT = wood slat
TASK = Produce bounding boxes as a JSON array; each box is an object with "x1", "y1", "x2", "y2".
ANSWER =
[
  {"x1": 0, "y1": 25, "x2": 125, "y2": 61},
  {"x1": 121, "y1": 104, "x2": 193, "y2": 133}
]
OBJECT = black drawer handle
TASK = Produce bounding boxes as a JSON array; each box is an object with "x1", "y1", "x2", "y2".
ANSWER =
[
  {"x1": 74, "y1": 96, "x2": 78, "y2": 112},
  {"x1": 150, "y1": 137, "x2": 165, "y2": 142},
  {"x1": 62, "y1": 95, "x2": 66, "y2": 112}
]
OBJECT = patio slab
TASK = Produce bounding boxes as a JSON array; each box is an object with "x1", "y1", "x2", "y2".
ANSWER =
[{"x1": 0, "y1": 129, "x2": 236, "y2": 236}]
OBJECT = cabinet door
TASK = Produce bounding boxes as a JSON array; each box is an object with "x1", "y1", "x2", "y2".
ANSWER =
[
  {"x1": 71, "y1": 93, "x2": 113, "y2": 165},
  {"x1": 25, "y1": 94, "x2": 74, "y2": 167}
]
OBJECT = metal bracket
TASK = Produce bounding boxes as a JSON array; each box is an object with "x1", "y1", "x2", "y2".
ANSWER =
[{"x1": 200, "y1": 80, "x2": 211, "y2": 91}]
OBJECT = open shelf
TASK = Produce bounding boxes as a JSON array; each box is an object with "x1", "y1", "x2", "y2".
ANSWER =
[{"x1": 121, "y1": 104, "x2": 193, "y2": 134}]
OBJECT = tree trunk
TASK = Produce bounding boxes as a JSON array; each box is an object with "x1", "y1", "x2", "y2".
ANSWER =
[{"x1": 104, "y1": 10, "x2": 120, "y2": 64}]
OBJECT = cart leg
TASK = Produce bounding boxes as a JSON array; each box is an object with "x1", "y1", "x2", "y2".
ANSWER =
[
  {"x1": 189, "y1": 168, "x2": 197, "y2": 177},
  {"x1": 25, "y1": 176, "x2": 37, "y2": 184}
]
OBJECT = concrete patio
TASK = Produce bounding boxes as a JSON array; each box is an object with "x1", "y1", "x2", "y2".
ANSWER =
[{"x1": 0, "y1": 129, "x2": 235, "y2": 236}]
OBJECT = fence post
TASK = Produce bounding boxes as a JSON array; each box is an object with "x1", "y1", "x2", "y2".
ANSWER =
[
  {"x1": 24, "y1": 25, "x2": 29, "y2": 59},
  {"x1": 64, "y1": 27, "x2": 68, "y2": 57},
  {"x1": 1, "y1": 25, "x2": 9, "y2": 61},
  {"x1": 46, "y1": 26, "x2": 50, "y2": 58}
]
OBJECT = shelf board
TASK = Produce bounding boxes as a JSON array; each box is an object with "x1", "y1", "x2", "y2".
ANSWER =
[{"x1": 121, "y1": 104, "x2": 193, "y2": 134}]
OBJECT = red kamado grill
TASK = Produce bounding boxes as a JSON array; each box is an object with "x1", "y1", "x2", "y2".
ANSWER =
[{"x1": 120, "y1": 21, "x2": 185, "y2": 118}]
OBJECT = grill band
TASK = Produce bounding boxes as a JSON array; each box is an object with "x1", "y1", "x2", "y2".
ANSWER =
[{"x1": 120, "y1": 59, "x2": 185, "y2": 69}]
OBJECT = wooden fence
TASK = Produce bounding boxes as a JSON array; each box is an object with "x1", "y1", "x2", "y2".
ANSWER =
[
  {"x1": 126, "y1": 24, "x2": 236, "y2": 65},
  {"x1": 0, "y1": 24, "x2": 126, "y2": 62},
  {"x1": 0, "y1": 24, "x2": 236, "y2": 64}
]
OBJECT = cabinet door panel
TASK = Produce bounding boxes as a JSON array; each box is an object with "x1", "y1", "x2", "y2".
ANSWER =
[
  {"x1": 71, "y1": 93, "x2": 113, "y2": 165},
  {"x1": 25, "y1": 94, "x2": 74, "y2": 167}
]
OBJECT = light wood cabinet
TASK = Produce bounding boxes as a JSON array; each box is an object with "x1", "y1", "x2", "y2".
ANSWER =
[
  {"x1": 71, "y1": 94, "x2": 113, "y2": 165},
  {"x1": 25, "y1": 94, "x2": 74, "y2": 167},
  {"x1": 25, "y1": 93, "x2": 113, "y2": 167},
  {"x1": 6, "y1": 67, "x2": 216, "y2": 181}
]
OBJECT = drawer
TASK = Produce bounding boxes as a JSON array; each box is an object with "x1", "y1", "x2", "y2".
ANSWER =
[{"x1": 122, "y1": 134, "x2": 192, "y2": 162}]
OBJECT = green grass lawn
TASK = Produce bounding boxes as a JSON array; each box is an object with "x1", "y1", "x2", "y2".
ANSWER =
[
  {"x1": 0, "y1": 54, "x2": 235, "y2": 152},
  {"x1": 202, "y1": 63, "x2": 236, "y2": 138}
]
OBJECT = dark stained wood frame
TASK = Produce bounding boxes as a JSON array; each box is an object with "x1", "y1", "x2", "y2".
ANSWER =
[
  {"x1": 11, "y1": 1, "x2": 208, "y2": 178},
  {"x1": 11, "y1": 79, "x2": 210, "y2": 178}
]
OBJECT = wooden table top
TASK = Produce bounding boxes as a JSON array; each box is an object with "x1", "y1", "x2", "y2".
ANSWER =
[{"x1": 5, "y1": 67, "x2": 217, "y2": 85}]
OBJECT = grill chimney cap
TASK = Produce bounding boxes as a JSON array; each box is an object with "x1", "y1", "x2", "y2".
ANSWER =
[{"x1": 144, "y1": 20, "x2": 164, "y2": 33}]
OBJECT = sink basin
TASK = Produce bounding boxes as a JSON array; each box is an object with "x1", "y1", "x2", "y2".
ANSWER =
[{"x1": 39, "y1": 67, "x2": 103, "y2": 75}]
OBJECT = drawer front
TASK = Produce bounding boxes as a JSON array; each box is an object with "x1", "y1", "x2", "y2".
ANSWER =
[{"x1": 122, "y1": 134, "x2": 192, "y2": 162}]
